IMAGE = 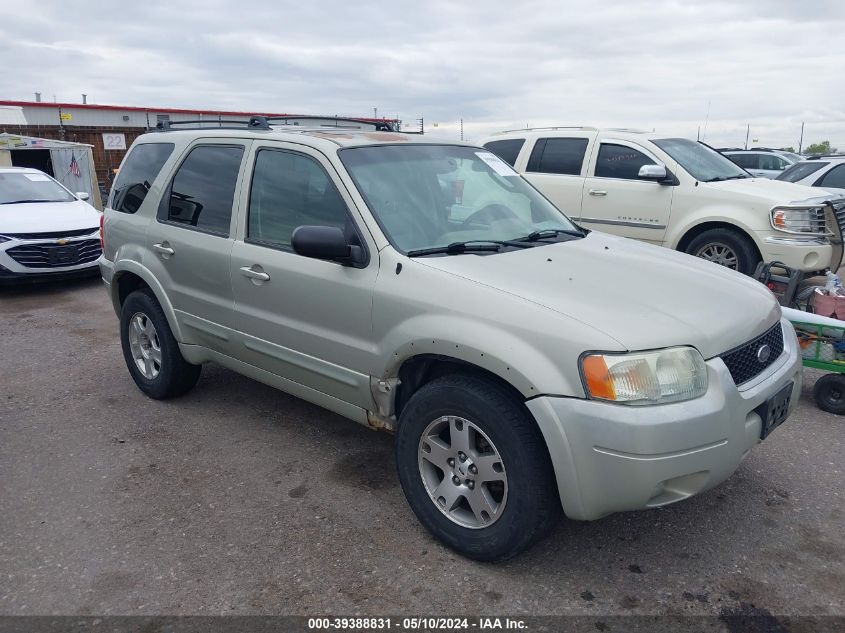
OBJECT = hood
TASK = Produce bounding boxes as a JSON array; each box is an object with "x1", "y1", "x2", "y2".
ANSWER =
[
  {"x1": 0, "y1": 199, "x2": 100, "y2": 235},
  {"x1": 706, "y1": 177, "x2": 845, "y2": 206},
  {"x1": 414, "y1": 232, "x2": 780, "y2": 359}
]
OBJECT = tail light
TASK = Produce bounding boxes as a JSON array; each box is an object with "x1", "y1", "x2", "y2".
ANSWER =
[{"x1": 99, "y1": 213, "x2": 105, "y2": 251}]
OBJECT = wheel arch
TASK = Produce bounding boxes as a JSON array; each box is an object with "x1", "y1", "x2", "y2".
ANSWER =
[
  {"x1": 111, "y1": 260, "x2": 185, "y2": 342},
  {"x1": 674, "y1": 220, "x2": 763, "y2": 263}
]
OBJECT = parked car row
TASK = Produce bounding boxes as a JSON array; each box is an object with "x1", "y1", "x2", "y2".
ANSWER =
[{"x1": 719, "y1": 147, "x2": 802, "y2": 178}]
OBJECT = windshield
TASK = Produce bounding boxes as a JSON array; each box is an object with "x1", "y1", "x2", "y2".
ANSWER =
[
  {"x1": 778, "y1": 152, "x2": 802, "y2": 163},
  {"x1": 339, "y1": 144, "x2": 580, "y2": 253},
  {"x1": 776, "y1": 161, "x2": 827, "y2": 183},
  {"x1": 653, "y1": 138, "x2": 749, "y2": 182},
  {"x1": 0, "y1": 172, "x2": 75, "y2": 204}
]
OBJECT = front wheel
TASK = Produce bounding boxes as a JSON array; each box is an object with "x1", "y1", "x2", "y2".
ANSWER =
[
  {"x1": 395, "y1": 374, "x2": 561, "y2": 561},
  {"x1": 684, "y1": 228, "x2": 760, "y2": 276}
]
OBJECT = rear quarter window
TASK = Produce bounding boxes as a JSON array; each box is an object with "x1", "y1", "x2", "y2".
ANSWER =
[
  {"x1": 110, "y1": 143, "x2": 174, "y2": 213},
  {"x1": 482, "y1": 139, "x2": 525, "y2": 167}
]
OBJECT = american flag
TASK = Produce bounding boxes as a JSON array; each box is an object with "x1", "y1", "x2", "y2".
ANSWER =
[{"x1": 69, "y1": 153, "x2": 81, "y2": 178}]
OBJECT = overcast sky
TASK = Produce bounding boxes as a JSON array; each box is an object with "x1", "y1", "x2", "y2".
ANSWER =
[{"x1": 1, "y1": 0, "x2": 843, "y2": 148}]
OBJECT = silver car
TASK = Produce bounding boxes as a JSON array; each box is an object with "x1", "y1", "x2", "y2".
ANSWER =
[{"x1": 99, "y1": 120, "x2": 802, "y2": 560}]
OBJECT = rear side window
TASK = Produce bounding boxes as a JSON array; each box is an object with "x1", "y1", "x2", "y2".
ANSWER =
[
  {"x1": 726, "y1": 153, "x2": 758, "y2": 169},
  {"x1": 759, "y1": 154, "x2": 787, "y2": 171},
  {"x1": 776, "y1": 161, "x2": 826, "y2": 182},
  {"x1": 594, "y1": 144, "x2": 657, "y2": 180},
  {"x1": 160, "y1": 145, "x2": 244, "y2": 236},
  {"x1": 527, "y1": 138, "x2": 588, "y2": 175},
  {"x1": 111, "y1": 143, "x2": 174, "y2": 213},
  {"x1": 247, "y1": 149, "x2": 351, "y2": 249},
  {"x1": 483, "y1": 139, "x2": 525, "y2": 167},
  {"x1": 817, "y1": 164, "x2": 845, "y2": 189}
]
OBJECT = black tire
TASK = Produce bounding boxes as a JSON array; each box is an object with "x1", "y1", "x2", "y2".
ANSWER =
[
  {"x1": 395, "y1": 373, "x2": 561, "y2": 561},
  {"x1": 120, "y1": 288, "x2": 201, "y2": 399},
  {"x1": 813, "y1": 374, "x2": 845, "y2": 415},
  {"x1": 684, "y1": 228, "x2": 760, "y2": 276}
]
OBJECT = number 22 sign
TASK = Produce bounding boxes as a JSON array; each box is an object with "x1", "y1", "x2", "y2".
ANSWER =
[{"x1": 102, "y1": 133, "x2": 126, "y2": 150}]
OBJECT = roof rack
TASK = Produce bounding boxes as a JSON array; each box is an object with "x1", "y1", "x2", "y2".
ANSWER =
[
  {"x1": 155, "y1": 114, "x2": 397, "y2": 132},
  {"x1": 805, "y1": 153, "x2": 845, "y2": 160},
  {"x1": 494, "y1": 126, "x2": 598, "y2": 135}
]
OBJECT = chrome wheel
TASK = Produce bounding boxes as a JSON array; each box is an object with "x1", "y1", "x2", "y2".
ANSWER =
[
  {"x1": 695, "y1": 242, "x2": 739, "y2": 269},
  {"x1": 128, "y1": 312, "x2": 161, "y2": 379},
  {"x1": 417, "y1": 415, "x2": 508, "y2": 529}
]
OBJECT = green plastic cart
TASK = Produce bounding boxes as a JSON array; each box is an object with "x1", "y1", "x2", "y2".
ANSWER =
[{"x1": 791, "y1": 320, "x2": 845, "y2": 414}]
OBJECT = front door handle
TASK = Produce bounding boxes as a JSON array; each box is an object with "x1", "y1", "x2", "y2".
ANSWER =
[
  {"x1": 240, "y1": 265, "x2": 270, "y2": 283},
  {"x1": 588, "y1": 189, "x2": 608, "y2": 197},
  {"x1": 152, "y1": 242, "x2": 175, "y2": 257}
]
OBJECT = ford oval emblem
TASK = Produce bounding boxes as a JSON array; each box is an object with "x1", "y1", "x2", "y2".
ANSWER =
[{"x1": 757, "y1": 344, "x2": 771, "y2": 363}]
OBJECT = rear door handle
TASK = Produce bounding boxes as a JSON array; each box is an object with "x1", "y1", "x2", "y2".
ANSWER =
[
  {"x1": 588, "y1": 189, "x2": 608, "y2": 196},
  {"x1": 152, "y1": 242, "x2": 175, "y2": 257},
  {"x1": 240, "y1": 265, "x2": 270, "y2": 283}
]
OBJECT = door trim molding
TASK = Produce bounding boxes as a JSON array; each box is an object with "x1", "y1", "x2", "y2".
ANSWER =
[{"x1": 579, "y1": 217, "x2": 666, "y2": 230}]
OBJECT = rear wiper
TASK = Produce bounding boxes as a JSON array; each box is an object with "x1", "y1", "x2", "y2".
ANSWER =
[
  {"x1": 0, "y1": 199, "x2": 54, "y2": 205},
  {"x1": 407, "y1": 240, "x2": 529, "y2": 257},
  {"x1": 518, "y1": 228, "x2": 585, "y2": 242}
]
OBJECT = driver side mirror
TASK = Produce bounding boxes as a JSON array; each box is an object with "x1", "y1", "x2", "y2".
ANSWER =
[
  {"x1": 291, "y1": 225, "x2": 366, "y2": 267},
  {"x1": 76, "y1": 192, "x2": 90, "y2": 201}
]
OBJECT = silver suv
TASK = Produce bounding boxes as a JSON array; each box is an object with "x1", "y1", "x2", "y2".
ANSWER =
[{"x1": 100, "y1": 118, "x2": 802, "y2": 560}]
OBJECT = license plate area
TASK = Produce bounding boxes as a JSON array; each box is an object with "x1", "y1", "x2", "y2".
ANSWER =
[
  {"x1": 755, "y1": 382, "x2": 792, "y2": 440},
  {"x1": 50, "y1": 246, "x2": 79, "y2": 265}
]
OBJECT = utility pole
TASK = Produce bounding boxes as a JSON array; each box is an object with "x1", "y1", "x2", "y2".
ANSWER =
[
  {"x1": 798, "y1": 121, "x2": 805, "y2": 154},
  {"x1": 697, "y1": 126, "x2": 700, "y2": 141},
  {"x1": 373, "y1": 107, "x2": 378, "y2": 120},
  {"x1": 460, "y1": 118, "x2": 464, "y2": 141},
  {"x1": 744, "y1": 124, "x2": 750, "y2": 150}
]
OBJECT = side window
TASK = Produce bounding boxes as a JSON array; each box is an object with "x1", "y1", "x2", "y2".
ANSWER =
[
  {"x1": 759, "y1": 154, "x2": 785, "y2": 171},
  {"x1": 728, "y1": 153, "x2": 757, "y2": 170},
  {"x1": 247, "y1": 149, "x2": 351, "y2": 249},
  {"x1": 818, "y1": 165, "x2": 845, "y2": 189},
  {"x1": 111, "y1": 143, "x2": 174, "y2": 214},
  {"x1": 483, "y1": 139, "x2": 525, "y2": 167},
  {"x1": 527, "y1": 138, "x2": 588, "y2": 175},
  {"x1": 160, "y1": 145, "x2": 244, "y2": 236},
  {"x1": 594, "y1": 143, "x2": 657, "y2": 180}
]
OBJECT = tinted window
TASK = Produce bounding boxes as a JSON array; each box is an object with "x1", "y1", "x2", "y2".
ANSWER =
[
  {"x1": 527, "y1": 138, "x2": 588, "y2": 175},
  {"x1": 594, "y1": 144, "x2": 657, "y2": 180},
  {"x1": 759, "y1": 154, "x2": 787, "y2": 171},
  {"x1": 111, "y1": 143, "x2": 174, "y2": 213},
  {"x1": 161, "y1": 145, "x2": 244, "y2": 236},
  {"x1": 248, "y1": 150, "x2": 351, "y2": 249},
  {"x1": 776, "y1": 161, "x2": 827, "y2": 182},
  {"x1": 818, "y1": 165, "x2": 845, "y2": 189},
  {"x1": 727, "y1": 153, "x2": 758, "y2": 169},
  {"x1": 483, "y1": 139, "x2": 525, "y2": 167}
]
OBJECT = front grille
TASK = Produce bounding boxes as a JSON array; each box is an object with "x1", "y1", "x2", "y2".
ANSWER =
[
  {"x1": 833, "y1": 201, "x2": 845, "y2": 235},
  {"x1": 720, "y1": 322, "x2": 785, "y2": 386},
  {"x1": 2, "y1": 227, "x2": 98, "y2": 240},
  {"x1": 6, "y1": 239, "x2": 102, "y2": 269}
]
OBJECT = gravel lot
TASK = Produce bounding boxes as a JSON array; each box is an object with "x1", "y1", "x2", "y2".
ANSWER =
[{"x1": 1, "y1": 277, "x2": 843, "y2": 620}]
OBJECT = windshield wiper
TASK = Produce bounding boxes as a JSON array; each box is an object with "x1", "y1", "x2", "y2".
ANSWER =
[
  {"x1": 704, "y1": 175, "x2": 749, "y2": 182},
  {"x1": 0, "y1": 199, "x2": 55, "y2": 205},
  {"x1": 407, "y1": 240, "x2": 529, "y2": 257},
  {"x1": 518, "y1": 228, "x2": 585, "y2": 242}
]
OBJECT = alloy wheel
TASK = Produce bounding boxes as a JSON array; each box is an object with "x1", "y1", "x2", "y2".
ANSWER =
[{"x1": 128, "y1": 312, "x2": 162, "y2": 379}]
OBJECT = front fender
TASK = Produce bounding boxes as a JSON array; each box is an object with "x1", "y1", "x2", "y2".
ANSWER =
[
  {"x1": 665, "y1": 207, "x2": 765, "y2": 253},
  {"x1": 375, "y1": 313, "x2": 586, "y2": 399}
]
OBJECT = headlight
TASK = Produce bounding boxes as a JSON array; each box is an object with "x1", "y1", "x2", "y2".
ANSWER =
[
  {"x1": 580, "y1": 347, "x2": 708, "y2": 405},
  {"x1": 770, "y1": 206, "x2": 830, "y2": 235}
]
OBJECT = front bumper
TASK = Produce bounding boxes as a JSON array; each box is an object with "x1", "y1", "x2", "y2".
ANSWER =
[
  {"x1": 758, "y1": 234, "x2": 832, "y2": 272},
  {"x1": 0, "y1": 232, "x2": 102, "y2": 284},
  {"x1": 528, "y1": 318, "x2": 802, "y2": 521}
]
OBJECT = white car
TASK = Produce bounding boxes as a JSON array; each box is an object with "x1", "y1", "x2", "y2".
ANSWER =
[
  {"x1": 776, "y1": 155, "x2": 845, "y2": 197},
  {"x1": 0, "y1": 167, "x2": 102, "y2": 283},
  {"x1": 720, "y1": 149, "x2": 802, "y2": 179},
  {"x1": 480, "y1": 128, "x2": 845, "y2": 275}
]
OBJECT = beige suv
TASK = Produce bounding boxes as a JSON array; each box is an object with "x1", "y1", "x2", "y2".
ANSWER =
[{"x1": 99, "y1": 118, "x2": 801, "y2": 560}]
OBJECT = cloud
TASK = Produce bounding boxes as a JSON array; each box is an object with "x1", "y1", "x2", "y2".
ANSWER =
[{"x1": 1, "y1": 0, "x2": 843, "y2": 148}]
